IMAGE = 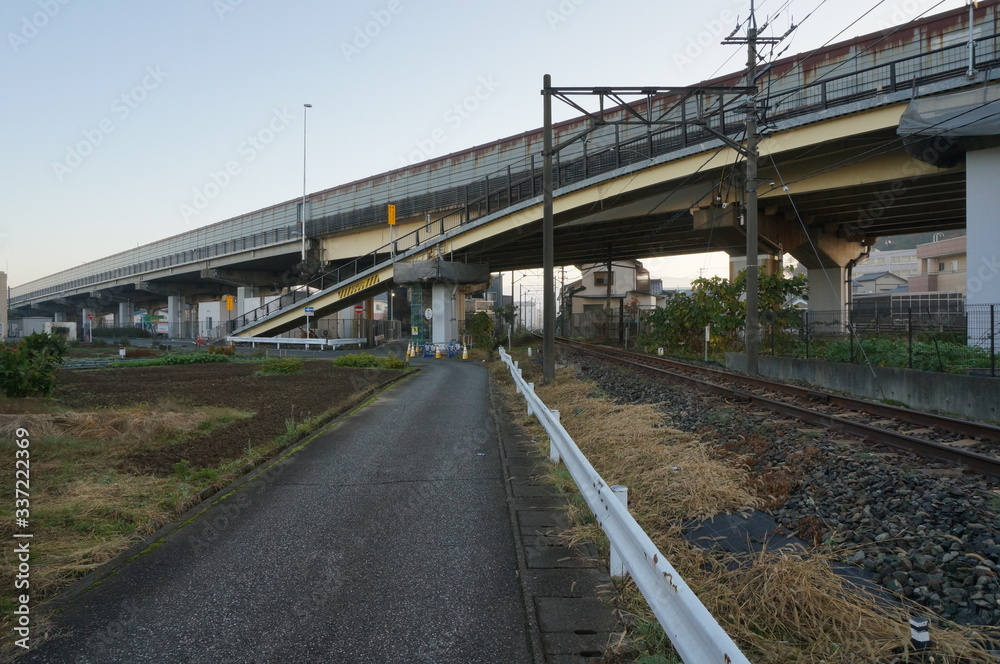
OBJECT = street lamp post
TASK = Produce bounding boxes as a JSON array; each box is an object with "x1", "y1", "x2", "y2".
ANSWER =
[
  {"x1": 301, "y1": 103, "x2": 312, "y2": 262},
  {"x1": 968, "y1": 1, "x2": 979, "y2": 77}
]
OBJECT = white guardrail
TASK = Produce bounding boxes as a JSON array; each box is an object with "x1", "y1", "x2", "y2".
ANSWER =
[
  {"x1": 225, "y1": 336, "x2": 366, "y2": 350},
  {"x1": 499, "y1": 347, "x2": 750, "y2": 664}
]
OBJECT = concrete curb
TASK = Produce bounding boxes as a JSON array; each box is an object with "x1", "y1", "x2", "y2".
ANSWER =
[{"x1": 490, "y1": 374, "x2": 620, "y2": 663}]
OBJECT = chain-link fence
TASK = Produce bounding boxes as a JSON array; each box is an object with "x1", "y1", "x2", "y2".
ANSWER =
[
  {"x1": 568, "y1": 302, "x2": 997, "y2": 376},
  {"x1": 769, "y1": 305, "x2": 997, "y2": 376},
  {"x1": 562, "y1": 307, "x2": 655, "y2": 349}
]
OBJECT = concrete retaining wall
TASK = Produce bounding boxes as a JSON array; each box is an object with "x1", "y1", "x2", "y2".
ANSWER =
[{"x1": 725, "y1": 353, "x2": 1000, "y2": 423}]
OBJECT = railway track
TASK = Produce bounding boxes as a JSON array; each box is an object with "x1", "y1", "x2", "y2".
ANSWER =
[{"x1": 554, "y1": 338, "x2": 1000, "y2": 478}]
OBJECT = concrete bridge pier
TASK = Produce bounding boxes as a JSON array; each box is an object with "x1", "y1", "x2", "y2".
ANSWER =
[
  {"x1": 116, "y1": 302, "x2": 134, "y2": 329},
  {"x1": 967, "y1": 146, "x2": 1000, "y2": 348},
  {"x1": 394, "y1": 258, "x2": 490, "y2": 347},
  {"x1": 760, "y1": 215, "x2": 868, "y2": 334},
  {"x1": 167, "y1": 294, "x2": 186, "y2": 339},
  {"x1": 236, "y1": 286, "x2": 253, "y2": 319}
]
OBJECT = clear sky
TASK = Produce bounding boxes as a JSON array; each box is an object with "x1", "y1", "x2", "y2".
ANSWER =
[{"x1": 1, "y1": 0, "x2": 966, "y2": 289}]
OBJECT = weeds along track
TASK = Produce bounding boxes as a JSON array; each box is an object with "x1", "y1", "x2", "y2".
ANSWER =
[
  {"x1": 555, "y1": 338, "x2": 1000, "y2": 478},
  {"x1": 543, "y1": 340, "x2": 1000, "y2": 640}
]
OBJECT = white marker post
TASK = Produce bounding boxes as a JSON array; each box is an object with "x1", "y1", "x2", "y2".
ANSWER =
[{"x1": 304, "y1": 306, "x2": 315, "y2": 340}]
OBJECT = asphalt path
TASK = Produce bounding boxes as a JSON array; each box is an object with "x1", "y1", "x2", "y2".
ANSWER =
[{"x1": 19, "y1": 358, "x2": 532, "y2": 663}]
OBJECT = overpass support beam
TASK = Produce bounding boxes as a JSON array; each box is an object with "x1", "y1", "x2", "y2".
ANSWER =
[
  {"x1": 117, "y1": 302, "x2": 134, "y2": 328},
  {"x1": 167, "y1": 295, "x2": 185, "y2": 339},
  {"x1": 804, "y1": 268, "x2": 851, "y2": 332},
  {"x1": 237, "y1": 287, "x2": 253, "y2": 319},
  {"x1": 967, "y1": 147, "x2": 1000, "y2": 308},
  {"x1": 431, "y1": 283, "x2": 457, "y2": 345},
  {"x1": 780, "y1": 221, "x2": 868, "y2": 334},
  {"x1": 394, "y1": 258, "x2": 489, "y2": 347}
]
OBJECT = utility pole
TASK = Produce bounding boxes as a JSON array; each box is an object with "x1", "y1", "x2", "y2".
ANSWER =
[
  {"x1": 542, "y1": 75, "x2": 556, "y2": 385},
  {"x1": 723, "y1": 1, "x2": 783, "y2": 375},
  {"x1": 540, "y1": 76, "x2": 756, "y2": 381},
  {"x1": 605, "y1": 245, "x2": 613, "y2": 313}
]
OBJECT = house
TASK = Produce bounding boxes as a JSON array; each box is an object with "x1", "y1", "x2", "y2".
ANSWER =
[
  {"x1": 853, "y1": 247, "x2": 920, "y2": 280},
  {"x1": 566, "y1": 259, "x2": 665, "y2": 315},
  {"x1": 852, "y1": 271, "x2": 908, "y2": 295}
]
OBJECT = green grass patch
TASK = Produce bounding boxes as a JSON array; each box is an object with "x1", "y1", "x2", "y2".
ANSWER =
[
  {"x1": 332, "y1": 353, "x2": 405, "y2": 370},
  {"x1": 111, "y1": 353, "x2": 231, "y2": 368},
  {"x1": 255, "y1": 357, "x2": 303, "y2": 375}
]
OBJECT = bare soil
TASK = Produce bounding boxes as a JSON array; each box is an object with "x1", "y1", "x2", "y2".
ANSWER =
[{"x1": 44, "y1": 360, "x2": 398, "y2": 473}]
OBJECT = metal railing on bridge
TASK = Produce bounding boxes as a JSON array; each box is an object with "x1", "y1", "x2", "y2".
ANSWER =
[{"x1": 17, "y1": 28, "x2": 1000, "y2": 305}]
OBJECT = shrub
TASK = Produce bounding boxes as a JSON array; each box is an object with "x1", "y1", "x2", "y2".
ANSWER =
[
  {"x1": 332, "y1": 353, "x2": 380, "y2": 368},
  {"x1": 256, "y1": 358, "x2": 303, "y2": 375},
  {"x1": 810, "y1": 337, "x2": 991, "y2": 373},
  {"x1": 207, "y1": 344, "x2": 235, "y2": 356},
  {"x1": 377, "y1": 356, "x2": 405, "y2": 370},
  {"x1": 0, "y1": 332, "x2": 67, "y2": 398}
]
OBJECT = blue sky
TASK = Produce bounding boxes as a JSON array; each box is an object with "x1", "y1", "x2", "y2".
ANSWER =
[{"x1": 2, "y1": 0, "x2": 966, "y2": 289}]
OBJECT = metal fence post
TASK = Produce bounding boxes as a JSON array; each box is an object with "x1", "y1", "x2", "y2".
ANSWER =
[
  {"x1": 549, "y1": 410, "x2": 561, "y2": 463},
  {"x1": 804, "y1": 310, "x2": 810, "y2": 360},
  {"x1": 908, "y1": 307, "x2": 913, "y2": 370},
  {"x1": 526, "y1": 382, "x2": 534, "y2": 417},
  {"x1": 850, "y1": 323, "x2": 855, "y2": 363},
  {"x1": 991, "y1": 304, "x2": 996, "y2": 378},
  {"x1": 609, "y1": 485, "x2": 629, "y2": 578}
]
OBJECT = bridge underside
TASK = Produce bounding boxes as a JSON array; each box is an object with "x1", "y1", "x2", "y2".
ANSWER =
[{"x1": 446, "y1": 125, "x2": 969, "y2": 272}]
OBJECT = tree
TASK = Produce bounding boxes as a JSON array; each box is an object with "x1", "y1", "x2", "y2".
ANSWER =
[
  {"x1": 468, "y1": 311, "x2": 496, "y2": 351},
  {"x1": 642, "y1": 271, "x2": 807, "y2": 356}
]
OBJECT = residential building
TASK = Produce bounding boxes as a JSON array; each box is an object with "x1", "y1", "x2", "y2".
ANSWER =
[
  {"x1": 854, "y1": 247, "x2": 920, "y2": 280},
  {"x1": 566, "y1": 259, "x2": 665, "y2": 314},
  {"x1": 466, "y1": 273, "x2": 503, "y2": 313},
  {"x1": 852, "y1": 271, "x2": 909, "y2": 295},
  {"x1": 909, "y1": 235, "x2": 967, "y2": 294}
]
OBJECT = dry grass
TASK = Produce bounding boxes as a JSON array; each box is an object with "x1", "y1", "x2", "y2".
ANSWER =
[
  {"x1": 0, "y1": 408, "x2": 212, "y2": 446},
  {"x1": 0, "y1": 406, "x2": 242, "y2": 636},
  {"x1": 536, "y1": 370, "x2": 760, "y2": 521},
  {"x1": 496, "y1": 359, "x2": 997, "y2": 664}
]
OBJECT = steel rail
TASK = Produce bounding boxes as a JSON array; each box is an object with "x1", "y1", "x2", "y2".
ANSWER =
[{"x1": 557, "y1": 339, "x2": 1000, "y2": 478}]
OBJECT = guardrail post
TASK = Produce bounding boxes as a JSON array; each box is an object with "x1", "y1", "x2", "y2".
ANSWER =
[
  {"x1": 526, "y1": 382, "x2": 534, "y2": 416},
  {"x1": 549, "y1": 409, "x2": 561, "y2": 463},
  {"x1": 609, "y1": 485, "x2": 629, "y2": 578}
]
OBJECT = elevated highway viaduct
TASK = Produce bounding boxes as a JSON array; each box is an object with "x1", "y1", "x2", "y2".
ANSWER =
[{"x1": 12, "y1": 1, "x2": 1000, "y2": 341}]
